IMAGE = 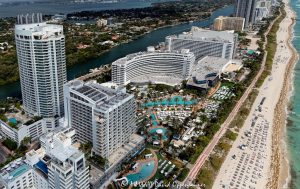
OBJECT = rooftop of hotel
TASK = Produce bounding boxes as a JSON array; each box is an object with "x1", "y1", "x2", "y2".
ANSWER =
[
  {"x1": 90, "y1": 165, "x2": 105, "y2": 185},
  {"x1": 4, "y1": 110, "x2": 31, "y2": 126},
  {"x1": 15, "y1": 22, "x2": 63, "y2": 40},
  {"x1": 223, "y1": 60, "x2": 243, "y2": 72},
  {"x1": 2, "y1": 108, "x2": 41, "y2": 130},
  {"x1": 34, "y1": 160, "x2": 48, "y2": 179},
  {"x1": 0, "y1": 158, "x2": 31, "y2": 183},
  {"x1": 215, "y1": 16, "x2": 245, "y2": 20},
  {"x1": 167, "y1": 26, "x2": 236, "y2": 42},
  {"x1": 40, "y1": 127, "x2": 81, "y2": 163},
  {"x1": 187, "y1": 56, "x2": 232, "y2": 88},
  {"x1": 112, "y1": 48, "x2": 193, "y2": 66},
  {"x1": 40, "y1": 127, "x2": 75, "y2": 144},
  {"x1": 68, "y1": 80, "x2": 132, "y2": 108},
  {"x1": 130, "y1": 74, "x2": 184, "y2": 86},
  {"x1": 108, "y1": 134, "x2": 144, "y2": 167},
  {"x1": 193, "y1": 56, "x2": 231, "y2": 77},
  {"x1": 50, "y1": 145, "x2": 80, "y2": 163}
]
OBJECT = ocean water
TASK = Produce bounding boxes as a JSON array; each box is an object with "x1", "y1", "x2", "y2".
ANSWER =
[
  {"x1": 0, "y1": 0, "x2": 173, "y2": 18},
  {"x1": 287, "y1": 0, "x2": 300, "y2": 188}
]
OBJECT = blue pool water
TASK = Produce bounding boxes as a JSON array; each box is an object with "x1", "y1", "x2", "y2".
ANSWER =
[
  {"x1": 35, "y1": 161, "x2": 48, "y2": 174},
  {"x1": 143, "y1": 96, "x2": 197, "y2": 107},
  {"x1": 150, "y1": 113, "x2": 158, "y2": 126},
  {"x1": 10, "y1": 164, "x2": 30, "y2": 178},
  {"x1": 126, "y1": 161, "x2": 155, "y2": 183},
  {"x1": 149, "y1": 127, "x2": 168, "y2": 140},
  {"x1": 8, "y1": 118, "x2": 17, "y2": 125}
]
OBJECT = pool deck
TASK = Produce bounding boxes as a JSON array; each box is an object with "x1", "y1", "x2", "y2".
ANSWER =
[
  {"x1": 193, "y1": 82, "x2": 220, "y2": 112},
  {"x1": 126, "y1": 149, "x2": 158, "y2": 188},
  {"x1": 141, "y1": 94, "x2": 198, "y2": 108}
]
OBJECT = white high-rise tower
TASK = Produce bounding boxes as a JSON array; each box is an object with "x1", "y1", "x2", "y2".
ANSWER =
[
  {"x1": 63, "y1": 80, "x2": 136, "y2": 158},
  {"x1": 15, "y1": 22, "x2": 67, "y2": 117}
]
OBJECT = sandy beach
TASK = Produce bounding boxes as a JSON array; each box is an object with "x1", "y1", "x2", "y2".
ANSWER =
[
  {"x1": 269, "y1": 0, "x2": 298, "y2": 188},
  {"x1": 212, "y1": 0, "x2": 297, "y2": 188}
]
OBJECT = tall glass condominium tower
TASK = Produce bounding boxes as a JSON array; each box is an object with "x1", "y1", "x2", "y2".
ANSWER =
[
  {"x1": 235, "y1": 0, "x2": 257, "y2": 28},
  {"x1": 15, "y1": 23, "x2": 67, "y2": 117}
]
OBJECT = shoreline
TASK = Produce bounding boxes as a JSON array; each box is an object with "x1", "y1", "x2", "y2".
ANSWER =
[
  {"x1": 268, "y1": 0, "x2": 298, "y2": 188},
  {"x1": 212, "y1": 1, "x2": 295, "y2": 188}
]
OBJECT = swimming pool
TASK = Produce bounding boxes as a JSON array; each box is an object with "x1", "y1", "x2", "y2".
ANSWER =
[
  {"x1": 8, "y1": 118, "x2": 17, "y2": 125},
  {"x1": 149, "y1": 127, "x2": 168, "y2": 140},
  {"x1": 143, "y1": 96, "x2": 197, "y2": 107},
  {"x1": 10, "y1": 164, "x2": 30, "y2": 178},
  {"x1": 126, "y1": 161, "x2": 155, "y2": 184},
  {"x1": 35, "y1": 161, "x2": 48, "y2": 174},
  {"x1": 150, "y1": 113, "x2": 158, "y2": 126}
]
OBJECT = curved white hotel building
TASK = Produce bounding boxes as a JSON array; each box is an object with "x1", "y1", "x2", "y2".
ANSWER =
[
  {"x1": 15, "y1": 22, "x2": 67, "y2": 117},
  {"x1": 112, "y1": 47, "x2": 195, "y2": 86},
  {"x1": 166, "y1": 27, "x2": 237, "y2": 60}
]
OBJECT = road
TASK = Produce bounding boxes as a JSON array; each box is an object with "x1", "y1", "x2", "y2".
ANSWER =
[{"x1": 183, "y1": 10, "x2": 282, "y2": 187}]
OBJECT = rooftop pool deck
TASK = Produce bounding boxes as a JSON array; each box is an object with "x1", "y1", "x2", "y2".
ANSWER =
[
  {"x1": 35, "y1": 160, "x2": 48, "y2": 174},
  {"x1": 8, "y1": 118, "x2": 17, "y2": 125},
  {"x1": 9, "y1": 164, "x2": 30, "y2": 179}
]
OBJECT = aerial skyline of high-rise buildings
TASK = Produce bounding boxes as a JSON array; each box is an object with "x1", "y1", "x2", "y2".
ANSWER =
[{"x1": 0, "y1": 0, "x2": 283, "y2": 187}]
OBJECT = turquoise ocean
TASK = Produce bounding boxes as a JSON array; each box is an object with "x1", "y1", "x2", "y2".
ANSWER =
[{"x1": 287, "y1": 0, "x2": 300, "y2": 188}]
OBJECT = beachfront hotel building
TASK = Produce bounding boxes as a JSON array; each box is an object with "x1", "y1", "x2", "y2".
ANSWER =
[
  {"x1": 112, "y1": 47, "x2": 195, "y2": 86},
  {"x1": 15, "y1": 22, "x2": 67, "y2": 118},
  {"x1": 213, "y1": 16, "x2": 245, "y2": 31},
  {"x1": 63, "y1": 80, "x2": 136, "y2": 158},
  {"x1": 235, "y1": 0, "x2": 257, "y2": 28},
  {"x1": 165, "y1": 27, "x2": 237, "y2": 60}
]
